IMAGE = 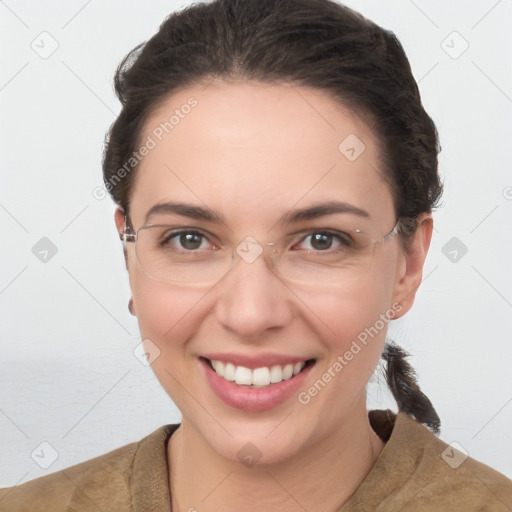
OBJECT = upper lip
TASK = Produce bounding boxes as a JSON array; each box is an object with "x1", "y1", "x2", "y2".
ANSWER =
[{"x1": 201, "y1": 352, "x2": 313, "y2": 369}]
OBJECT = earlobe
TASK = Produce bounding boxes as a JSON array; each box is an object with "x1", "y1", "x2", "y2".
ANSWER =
[
  {"x1": 391, "y1": 214, "x2": 433, "y2": 319},
  {"x1": 128, "y1": 297, "x2": 136, "y2": 316}
]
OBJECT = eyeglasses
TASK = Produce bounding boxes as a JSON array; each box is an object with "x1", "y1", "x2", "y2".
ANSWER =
[{"x1": 121, "y1": 217, "x2": 401, "y2": 286}]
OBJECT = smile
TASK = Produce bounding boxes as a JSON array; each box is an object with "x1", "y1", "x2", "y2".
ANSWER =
[
  {"x1": 200, "y1": 356, "x2": 316, "y2": 412},
  {"x1": 207, "y1": 358, "x2": 310, "y2": 387}
]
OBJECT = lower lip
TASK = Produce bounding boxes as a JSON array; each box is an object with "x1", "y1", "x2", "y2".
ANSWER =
[{"x1": 201, "y1": 358, "x2": 314, "y2": 412}]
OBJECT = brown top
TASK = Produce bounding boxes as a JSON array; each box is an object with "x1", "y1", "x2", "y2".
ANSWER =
[{"x1": 1, "y1": 410, "x2": 510, "y2": 511}]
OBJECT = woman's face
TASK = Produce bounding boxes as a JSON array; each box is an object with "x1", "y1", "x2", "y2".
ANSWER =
[{"x1": 116, "y1": 80, "x2": 422, "y2": 464}]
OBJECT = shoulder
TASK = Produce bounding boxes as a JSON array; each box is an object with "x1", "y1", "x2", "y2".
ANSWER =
[
  {"x1": 0, "y1": 424, "x2": 176, "y2": 512},
  {"x1": 346, "y1": 411, "x2": 512, "y2": 511},
  {"x1": 0, "y1": 440, "x2": 140, "y2": 512},
  {"x1": 399, "y1": 413, "x2": 511, "y2": 510}
]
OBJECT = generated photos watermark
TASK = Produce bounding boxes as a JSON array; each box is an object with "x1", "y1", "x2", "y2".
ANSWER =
[
  {"x1": 297, "y1": 301, "x2": 403, "y2": 405},
  {"x1": 93, "y1": 96, "x2": 198, "y2": 200}
]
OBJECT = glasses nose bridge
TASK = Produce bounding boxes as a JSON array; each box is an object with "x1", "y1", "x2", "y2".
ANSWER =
[{"x1": 232, "y1": 236, "x2": 281, "y2": 269}]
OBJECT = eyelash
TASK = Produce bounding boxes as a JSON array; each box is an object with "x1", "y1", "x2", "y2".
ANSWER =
[{"x1": 159, "y1": 228, "x2": 354, "y2": 251}]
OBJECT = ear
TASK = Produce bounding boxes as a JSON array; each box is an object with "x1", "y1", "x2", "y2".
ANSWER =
[
  {"x1": 391, "y1": 213, "x2": 433, "y2": 319},
  {"x1": 114, "y1": 207, "x2": 129, "y2": 270}
]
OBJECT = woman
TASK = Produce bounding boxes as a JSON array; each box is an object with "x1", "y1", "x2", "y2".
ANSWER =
[{"x1": 1, "y1": 0, "x2": 510, "y2": 510}]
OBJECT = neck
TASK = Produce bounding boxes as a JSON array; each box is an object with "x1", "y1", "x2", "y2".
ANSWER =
[{"x1": 168, "y1": 401, "x2": 385, "y2": 512}]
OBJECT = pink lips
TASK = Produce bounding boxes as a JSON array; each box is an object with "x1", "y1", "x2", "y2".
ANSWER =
[
  {"x1": 201, "y1": 351, "x2": 309, "y2": 369},
  {"x1": 200, "y1": 356, "x2": 314, "y2": 412}
]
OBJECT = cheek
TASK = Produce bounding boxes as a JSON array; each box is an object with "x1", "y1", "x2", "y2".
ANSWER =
[
  {"x1": 297, "y1": 269, "x2": 395, "y2": 388},
  {"x1": 131, "y1": 277, "x2": 208, "y2": 408},
  {"x1": 133, "y1": 279, "x2": 203, "y2": 342},
  {"x1": 295, "y1": 268, "x2": 394, "y2": 349},
  {"x1": 294, "y1": 278, "x2": 395, "y2": 419},
  {"x1": 127, "y1": 246, "x2": 208, "y2": 352},
  {"x1": 127, "y1": 246, "x2": 202, "y2": 338}
]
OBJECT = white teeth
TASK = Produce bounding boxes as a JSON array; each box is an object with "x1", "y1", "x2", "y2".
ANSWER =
[
  {"x1": 224, "y1": 362, "x2": 236, "y2": 381},
  {"x1": 209, "y1": 359, "x2": 306, "y2": 387},
  {"x1": 215, "y1": 361, "x2": 225, "y2": 377},
  {"x1": 252, "y1": 367, "x2": 271, "y2": 386},
  {"x1": 269, "y1": 365, "x2": 282, "y2": 383},
  {"x1": 234, "y1": 366, "x2": 252, "y2": 385},
  {"x1": 282, "y1": 364, "x2": 293, "y2": 380},
  {"x1": 293, "y1": 362, "x2": 303, "y2": 376}
]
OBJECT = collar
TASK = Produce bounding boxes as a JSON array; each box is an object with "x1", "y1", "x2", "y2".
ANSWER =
[{"x1": 130, "y1": 409, "x2": 406, "y2": 511}]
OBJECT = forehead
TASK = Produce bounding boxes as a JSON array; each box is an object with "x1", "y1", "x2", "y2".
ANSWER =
[{"x1": 130, "y1": 80, "x2": 394, "y2": 228}]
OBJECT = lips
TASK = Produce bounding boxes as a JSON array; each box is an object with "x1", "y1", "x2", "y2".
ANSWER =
[{"x1": 200, "y1": 355, "x2": 315, "y2": 412}]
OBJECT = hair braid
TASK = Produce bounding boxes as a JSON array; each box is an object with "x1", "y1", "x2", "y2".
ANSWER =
[{"x1": 382, "y1": 340, "x2": 441, "y2": 434}]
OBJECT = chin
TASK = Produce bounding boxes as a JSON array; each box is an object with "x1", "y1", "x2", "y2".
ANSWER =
[{"x1": 209, "y1": 422, "x2": 312, "y2": 467}]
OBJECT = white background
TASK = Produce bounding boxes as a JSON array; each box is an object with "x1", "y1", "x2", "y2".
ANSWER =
[{"x1": 1, "y1": 0, "x2": 511, "y2": 487}]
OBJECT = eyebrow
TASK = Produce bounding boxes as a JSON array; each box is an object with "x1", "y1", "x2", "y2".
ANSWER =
[
  {"x1": 279, "y1": 200, "x2": 370, "y2": 224},
  {"x1": 145, "y1": 201, "x2": 224, "y2": 224},
  {"x1": 144, "y1": 200, "x2": 370, "y2": 225}
]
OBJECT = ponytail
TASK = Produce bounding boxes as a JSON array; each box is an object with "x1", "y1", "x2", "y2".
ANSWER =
[{"x1": 382, "y1": 340, "x2": 441, "y2": 434}]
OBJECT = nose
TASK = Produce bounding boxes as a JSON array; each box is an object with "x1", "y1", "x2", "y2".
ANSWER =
[{"x1": 214, "y1": 246, "x2": 294, "y2": 340}]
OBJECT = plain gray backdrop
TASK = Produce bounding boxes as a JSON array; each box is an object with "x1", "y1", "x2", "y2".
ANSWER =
[{"x1": 1, "y1": 0, "x2": 511, "y2": 485}]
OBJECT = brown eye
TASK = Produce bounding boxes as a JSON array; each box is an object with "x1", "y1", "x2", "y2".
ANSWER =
[
  {"x1": 295, "y1": 231, "x2": 351, "y2": 252},
  {"x1": 161, "y1": 230, "x2": 208, "y2": 251},
  {"x1": 179, "y1": 232, "x2": 203, "y2": 250},
  {"x1": 310, "y1": 232, "x2": 333, "y2": 250}
]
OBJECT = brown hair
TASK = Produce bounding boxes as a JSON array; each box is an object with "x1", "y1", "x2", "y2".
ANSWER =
[{"x1": 102, "y1": 0, "x2": 442, "y2": 433}]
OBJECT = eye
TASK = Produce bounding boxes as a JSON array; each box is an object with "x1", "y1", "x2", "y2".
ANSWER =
[
  {"x1": 161, "y1": 230, "x2": 212, "y2": 251},
  {"x1": 293, "y1": 231, "x2": 352, "y2": 251}
]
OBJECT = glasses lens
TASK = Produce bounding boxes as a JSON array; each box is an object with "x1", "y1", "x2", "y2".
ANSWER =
[
  {"x1": 135, "y1": 225, "x2": 232, "y2": 284},
  {"x1": 133, "y1": 224, "x2": 390, "y2": 285},
  {"x1": 275, "y1": 228, "x2": 377, "y2": 285}
]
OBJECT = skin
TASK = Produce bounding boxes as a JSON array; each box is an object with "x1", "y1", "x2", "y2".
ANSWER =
[{"x1": 114, "y1": 79, "x2": 432, "y2": 511}]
